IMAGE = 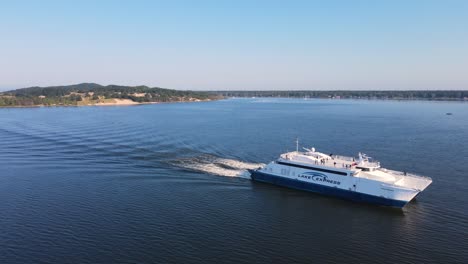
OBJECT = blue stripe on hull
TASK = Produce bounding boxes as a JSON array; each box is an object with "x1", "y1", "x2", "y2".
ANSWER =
[{"x1": 250, "y1": 170, "x2": 407, "y2": 208}]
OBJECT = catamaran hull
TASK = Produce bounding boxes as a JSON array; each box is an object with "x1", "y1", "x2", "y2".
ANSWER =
[{"x1": 250, "y1": 170, "x2": 408, "y2": 208}]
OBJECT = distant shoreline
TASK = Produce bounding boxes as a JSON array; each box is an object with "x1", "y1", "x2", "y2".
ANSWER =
[
  {"x1": 3, "y1": 96, "x2": 468, "y2": 108},
  {"x1": 0, "y1": 98, "x2": 214, "y2": 108},
  {"x1": 224, "y1": 96, "x2": 468, "y2": 102},
  {"x1": 0, "y1": 83, "x2": 220, "y2": 108},
  {"x1": 213, "y1": 90, "x2": 468, "y2": 102},
  {"x1": 3, "y1": 83, "x2": 467, "y2": 107}
]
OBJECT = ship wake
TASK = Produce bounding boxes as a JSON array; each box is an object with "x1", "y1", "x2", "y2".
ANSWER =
[{"x1": 170, "y1": 154, "x2": 264, "y2": 179}]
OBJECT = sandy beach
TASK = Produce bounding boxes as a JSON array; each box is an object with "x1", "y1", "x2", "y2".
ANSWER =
[{"x1": 93, "y1": 99, "x2": 140, "y2": 106}]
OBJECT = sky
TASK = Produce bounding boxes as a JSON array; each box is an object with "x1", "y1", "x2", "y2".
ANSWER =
[{"x1": 1, "y1": 0, "x2": 467, "y2": 91}]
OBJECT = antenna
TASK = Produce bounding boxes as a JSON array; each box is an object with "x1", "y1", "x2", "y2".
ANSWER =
[{"x1": 295, "y1": 138, "x2": 299, "y2": 152}]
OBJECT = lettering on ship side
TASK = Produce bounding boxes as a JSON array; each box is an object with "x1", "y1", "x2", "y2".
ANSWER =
[{"x1": 298, "y1": 172, "x2": 341, "y2": 185}]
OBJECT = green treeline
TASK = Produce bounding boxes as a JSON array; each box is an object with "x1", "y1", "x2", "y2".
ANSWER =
[
  {"x1": 3, "y1": 84, "x2": 467, "y2": 107},
  {"x1": 0, "y1": 83, "x2": 217, "y2": 107},
  {"x1": 214, "y1": 90, "x2": 468, "y2": 100},
  {"x1": 0, "y1": 96, "x2": 83, "y2": 107}
]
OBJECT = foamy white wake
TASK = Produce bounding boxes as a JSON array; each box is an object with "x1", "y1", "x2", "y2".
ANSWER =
[
  {"x1": 214, "y1": 158, "x2": 264, "y2": 170},
  {"x1": 172, "y1": 155, "x2": 264, "y2": 179}
]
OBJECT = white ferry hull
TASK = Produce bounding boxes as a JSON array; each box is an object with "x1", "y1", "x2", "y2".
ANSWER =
[
  {"x1": 249, "y1": 143, "x2": 432, "y2": 208},
  {"x1": 249, "y1": 159, "x2": 431, "y2": 208},
  {"x1": 250, "y1": 170, "x2": 409, "y2": 207}
]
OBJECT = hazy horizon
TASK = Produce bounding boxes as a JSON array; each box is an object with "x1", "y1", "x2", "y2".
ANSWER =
[{"x1": 1, "y1": 0, "x2": 467, "y2": 91}]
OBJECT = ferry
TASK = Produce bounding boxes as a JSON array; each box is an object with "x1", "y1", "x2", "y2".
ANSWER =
[{"x1": 249, "y1": 141, "x2": 432, "y2": 208}]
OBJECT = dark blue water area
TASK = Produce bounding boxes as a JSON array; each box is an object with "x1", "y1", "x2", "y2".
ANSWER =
[{"x1": 0, "y1": 98, "x2": 467, "y2": 263}]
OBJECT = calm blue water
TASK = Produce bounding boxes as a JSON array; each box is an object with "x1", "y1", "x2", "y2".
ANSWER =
[{"x1": 1, "y1": 98, "x2": 467, "y2": 263}]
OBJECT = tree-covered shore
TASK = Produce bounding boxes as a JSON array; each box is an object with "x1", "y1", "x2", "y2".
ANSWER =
[
  {"x1": 3, "y1": 84, "x2": 467, "y2": 107},
  {"x1": 213, "y1": 90, "x2": 468, "y2": 101},
  {"x1": 0, "y1": 83, "x2": 220, "y2": 107}
]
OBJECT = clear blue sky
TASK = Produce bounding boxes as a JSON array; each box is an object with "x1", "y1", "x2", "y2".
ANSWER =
[{"x1": 1, "y1": 0, "x2": 467, "y2": 90}]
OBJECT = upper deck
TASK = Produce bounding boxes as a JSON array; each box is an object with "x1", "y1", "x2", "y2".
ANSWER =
[{"x1": 277, "y1": 149, "x2": 432, "y2": 191}]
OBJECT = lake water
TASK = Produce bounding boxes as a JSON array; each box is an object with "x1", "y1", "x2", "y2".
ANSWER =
[{"x1": 1, "y1": 98, "x2": 467, "y2": 263}]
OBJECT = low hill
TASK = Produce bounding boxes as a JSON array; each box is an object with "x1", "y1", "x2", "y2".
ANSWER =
[{"x1": 0, "y1": 83, "x2": 219, "y2": 107}]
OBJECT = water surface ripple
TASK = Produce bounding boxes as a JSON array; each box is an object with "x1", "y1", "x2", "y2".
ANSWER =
[{"x1": 1, "y1": 99, "x2": 467, "y2": 263}]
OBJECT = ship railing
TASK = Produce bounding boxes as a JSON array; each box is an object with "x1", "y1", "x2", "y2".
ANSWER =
[
  {"x1": 363, "y1": 161, "x2": 380, "y2": 168},
  {"x1": 332, "y1": 155, "x2": 355, "y2": 162}
]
